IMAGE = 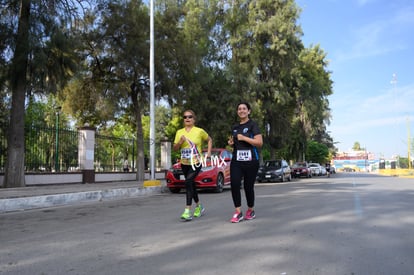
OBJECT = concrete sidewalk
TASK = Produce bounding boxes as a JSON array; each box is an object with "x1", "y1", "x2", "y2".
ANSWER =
[{"x1": 0, "y1": 180, "x2": 167, "y2": 213}]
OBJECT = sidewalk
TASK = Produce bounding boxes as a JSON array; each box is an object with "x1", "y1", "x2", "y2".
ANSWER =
[{"x1": 0, "y1": 180, "x2": 167, "y2": 213}]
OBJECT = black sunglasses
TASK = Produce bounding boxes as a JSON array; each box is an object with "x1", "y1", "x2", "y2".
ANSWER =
[{"x1": 183, "y1": 115, "x2": 193, "y2": 119}]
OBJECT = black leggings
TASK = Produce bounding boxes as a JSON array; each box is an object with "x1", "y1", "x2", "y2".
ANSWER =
[
  {"x1": 230, "y1": 161, "x2": 259, "y2": 209},
  {"x1": 181, "y1": 164, "x2": 202, "y2": 206}
]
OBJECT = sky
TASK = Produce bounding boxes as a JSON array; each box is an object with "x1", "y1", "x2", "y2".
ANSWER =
[{"x1": 296, "y1": 0, "x2": 414, "y2": 159}]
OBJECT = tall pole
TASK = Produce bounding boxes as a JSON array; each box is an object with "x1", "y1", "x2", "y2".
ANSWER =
[
  {"x1": 391, "y1": 73, "x2": 398, "y2": 167},
  {"x1": 408, "y1": 117, "x2": 412, "y2": 169},
  {"x1": 149, "y1": 0, "x2": 155, "y2": 180}
]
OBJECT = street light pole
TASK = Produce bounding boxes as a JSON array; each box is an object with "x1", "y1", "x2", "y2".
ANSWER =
[
  {"x1": 391, "y1": 73, "x2": 399, "y2": 168},
  {"x1": 408, "y1": 117, "x2": 412, "y2": 169},
  {"x1": 143, "y1": 0, "x2": 160, "y2": 187},
  {"x1": 149, "y1": 0, "x2": 155, "y2": 180}
]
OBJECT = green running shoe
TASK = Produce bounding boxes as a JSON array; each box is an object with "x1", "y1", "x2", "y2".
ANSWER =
[
  {"x1": 193, "y1": 204, "x2": 205, "y2": 218},
  {"x1": 180, "y1": 209, "x2": 192, "y2": 221}
]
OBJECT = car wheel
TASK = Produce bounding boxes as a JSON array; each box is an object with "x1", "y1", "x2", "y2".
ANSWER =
[
  {"x1": 287, "y1": 174, "x2": 292, "y2": 181},
  {"x1": 169, "y1": 187, "x2": 181, "y2": 193},
  {"x1": 281, "y1": 174, "x2": 285, "y2": 182},
  {"x1": 215, "y1": 173, "x2": 224, "y2": 193}
]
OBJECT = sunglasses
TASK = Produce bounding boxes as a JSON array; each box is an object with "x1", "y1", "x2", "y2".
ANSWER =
[{"x1": 183, "y1": 115, "x2": 193, "y2": 119}]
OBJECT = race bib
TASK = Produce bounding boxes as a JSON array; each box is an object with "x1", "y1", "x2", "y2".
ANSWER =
[
  {"x1": 236, "y1": 150, "x2": 252, "y2": 161},
  {"x1": 181, "y1": 148, "x2": 192, "y2": 159}
]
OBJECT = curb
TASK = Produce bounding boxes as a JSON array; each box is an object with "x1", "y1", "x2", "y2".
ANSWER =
[{"x1": 0, "y1": 186, "x2": 164, "y2": 213}]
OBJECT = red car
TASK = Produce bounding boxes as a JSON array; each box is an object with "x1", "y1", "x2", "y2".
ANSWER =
[
  {"x1": 291, "y1": 162, "x2": 312, "y2": 178},
  {"x1": 165, "y1": 148, "x2": 232, "y2": 193}
]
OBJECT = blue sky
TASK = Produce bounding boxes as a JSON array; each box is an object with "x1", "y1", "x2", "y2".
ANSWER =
[{"x1": 296, "y1": 0, "x2": 414, "y2": 159}]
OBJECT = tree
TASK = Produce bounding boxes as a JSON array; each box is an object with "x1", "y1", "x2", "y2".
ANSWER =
[
  {"x1": 148, "y1": 0, "x2": 239, "y2": 147},
  {"x1": 306, "y1": 140, "x2": 329, "y2": 164},
  {"x1": 3, "y1": 0, "x2": 31, "y2": 187},
  {"x1": 65, "y1": 1, "x2": 151, "y2": 180},
  {"x1": 228, "y1": 0, "x2": 304, "y2": 158},
  {"x1": 289, "y1": 45, "x2": 333, "y2": 160},
  {"x1": 352, "y1": 142, "x2": 362, "y2": 151},
  {"x1": 3, "y1": 0, "x2": 89, "y2": 188},
  {"x1": 0, "y1": 0, "x2": 340, "y2": 186}
]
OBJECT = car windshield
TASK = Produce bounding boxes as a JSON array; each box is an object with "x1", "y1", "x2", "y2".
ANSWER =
[
  {"x1": 202, "y1": 150, "x2": 232, "y2": 159},
  {"x1": 293, "y1": 163, "x2": 305, "y2": 168},
  {"x1": 265, "y1": 161, "x2": 281, "y2": 168},
  {"x1": 203, "y1": 150, "x2": 220, "y2": 157}
]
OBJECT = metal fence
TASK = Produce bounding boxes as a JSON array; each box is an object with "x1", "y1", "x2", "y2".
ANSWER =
[
  {"x1": 0, "y1": 123, "x2": 80, "y2": 173},
  {"x1": 0, "y1": 123, "x2": 154, "y2": 173},
  {"x1": 0, "y1": 123, "x2": 6, "y2": 173},
  {"x1": 26, "y1": 125, "x2": 80, "y2": 172},
  {"x1": 95, "y1": 134, "x2": 137, "y2": 172}
]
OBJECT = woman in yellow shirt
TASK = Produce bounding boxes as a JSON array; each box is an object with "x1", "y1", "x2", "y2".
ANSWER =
[{"x1": 173, "y1": 110, "x2": 212, "y2": 221}]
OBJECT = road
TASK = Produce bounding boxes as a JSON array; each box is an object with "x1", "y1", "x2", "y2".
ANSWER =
[{"x1": 1, "y1": 173, "x2": 414, "y2": 275}]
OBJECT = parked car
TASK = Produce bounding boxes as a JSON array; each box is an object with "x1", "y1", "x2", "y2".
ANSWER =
[
  {"x1": 330, "y1": 165, "x2": 336, "y2": 174},
  {"x1": 343, "y1": 167, "x2": 355, "y2": 172},
  {"x1": 309, "y1": 163, "x2": 322, "y2": 176},
  {"x1": 291, "y1": 162, "x2": 312, "y2": 178},
  {"x1": 165, "y1": 148, "x2": 232, "y2": 193},
  {"x1": 320, "y1": 165, "x2": 327, "y2": 176},
  {"x1": 257, "y1": 159, "x2": 291, "y2": 182}
]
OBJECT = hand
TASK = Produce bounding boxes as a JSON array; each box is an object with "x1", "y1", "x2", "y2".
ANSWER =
[
  {"x1": 237, "y1": 134, "x2": 245, "y2": 142},
  {"x1": 179, "y1": 135, "x2": 186, "y2": 145},
  {"x1": 228, "y1": 136, "x2": 234, "y2": 145}
]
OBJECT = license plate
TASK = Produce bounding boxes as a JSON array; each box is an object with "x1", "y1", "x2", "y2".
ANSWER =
[
  {"x1": 180, "y1": 175, "x2": 185, "y2": 180},
  {"x1": 265, "y1": 175, "x2": 271, "y2": 178},
  {"x1": 296, "y1": 172, "x2": 300, "y2": 174}
]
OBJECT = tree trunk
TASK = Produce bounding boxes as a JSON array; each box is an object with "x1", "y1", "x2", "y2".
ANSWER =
[
  {"x1": 4, "y1": 0, "x2": 31, "y2": 188},
  {"x1": 131, "y1": 82, "x2": 146, "y2": 181}
]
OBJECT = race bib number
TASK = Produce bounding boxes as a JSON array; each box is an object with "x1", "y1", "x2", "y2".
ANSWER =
[
  {"x1": 181, "y1": 148, "x2": 192, "y2": 159},
  {"x1": 236, "y1": 150, "x2": 252, "y2": 161}
]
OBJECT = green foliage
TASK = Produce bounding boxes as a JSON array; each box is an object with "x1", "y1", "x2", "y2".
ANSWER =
[
  {"x1": 353, "y1": 142, "x2": 362, "y2": 151},
  {"x1": 21, "y1": 97, "x2": 78, "y2": 172},
  {"x1": 306, "y1": 140, "x2": 329, "y2": 164},
  {"x1": 2, "y1": 0, "x2": 336, "y2": 180}
]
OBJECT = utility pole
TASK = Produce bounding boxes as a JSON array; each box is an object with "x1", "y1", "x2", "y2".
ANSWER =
[
  {"x1": 408, "y1": 117, "x2": 412, "y2": 169},
  {"x1": 391, "y1": 73, "x2": 399, "y2": 168}
]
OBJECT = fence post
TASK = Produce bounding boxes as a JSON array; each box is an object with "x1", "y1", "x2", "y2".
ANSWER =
[
  {"x1": 78, "y1": 126, "x2": 95, "y2": 183},
  {"x1": 160, "y1": 140, "x2": 171, "y2": 170}
]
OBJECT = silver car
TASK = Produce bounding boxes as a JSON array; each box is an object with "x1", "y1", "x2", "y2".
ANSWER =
[{"x1": 309, "y1": 163, "x2": 322, "y2": 176}]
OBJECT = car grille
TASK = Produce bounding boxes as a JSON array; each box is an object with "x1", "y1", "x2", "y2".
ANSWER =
[{"x1": 172, "y1": 169, "x2": 183, "y2": 180}]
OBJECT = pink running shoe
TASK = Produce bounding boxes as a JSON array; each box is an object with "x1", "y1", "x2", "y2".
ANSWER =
[
  {"x1": 230, "y1": 211, "x2": 244, "y2": 223},
  {"x1": 245, "y1": 209, "x2": 256, "y2": 220}
]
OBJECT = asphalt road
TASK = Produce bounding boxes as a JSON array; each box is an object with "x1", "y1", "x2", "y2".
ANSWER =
[{"x1": 1, "y1": 173, "x2": 413, "y2": 275}]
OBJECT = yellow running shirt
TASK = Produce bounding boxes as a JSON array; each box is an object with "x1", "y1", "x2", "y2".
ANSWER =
[{"x1": 174, "y1": 127, "x2": 209, "y2": 165}]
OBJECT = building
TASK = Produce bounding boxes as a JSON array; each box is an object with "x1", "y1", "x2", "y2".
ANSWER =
[{"x1": 333, "y1": 149, "x2": 378, "y2": 172}]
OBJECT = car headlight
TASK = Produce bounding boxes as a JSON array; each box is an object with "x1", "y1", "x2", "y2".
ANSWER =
[{"x1": 201, "y1": 166, "x2": 215, "y2": 172}]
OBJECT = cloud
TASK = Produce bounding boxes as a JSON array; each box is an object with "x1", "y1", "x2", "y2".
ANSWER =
[
  {"x1": 394, "y1": 6, "x2": 414, "y2": 25},
  {"x1": 334, "y1": 6, "x2": 413, "y2": 62},
  {"x1": 356, "y1": 0, "x2": 377, "y2": 7},
  {"x1": 335, "y1": 23, "x2": 403, "y2": 62},
  {"x1": 330, "y1": 83, "x2": 414, "y2": 134}
]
